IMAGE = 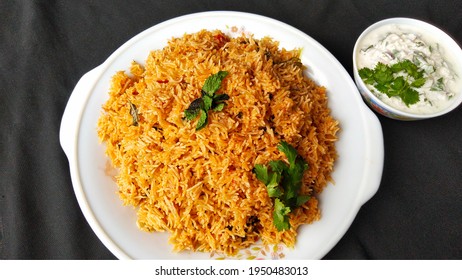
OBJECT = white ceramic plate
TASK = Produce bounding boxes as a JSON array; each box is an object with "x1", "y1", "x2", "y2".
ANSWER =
[{"x1": 60, "y1": 11, "x2": 384, "y2": 259}]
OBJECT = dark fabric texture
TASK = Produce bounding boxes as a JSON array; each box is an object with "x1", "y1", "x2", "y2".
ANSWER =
[{"x1": 1, "y1": 0, "x2": 461, "y2": 259}]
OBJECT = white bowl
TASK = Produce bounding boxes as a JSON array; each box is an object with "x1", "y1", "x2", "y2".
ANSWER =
[
  {"x1": 353, "y1": 18, "x2": 462, "y2": 120},
  {"x1": 60, "y1": 11, "x2": 384, "y2": 259}
]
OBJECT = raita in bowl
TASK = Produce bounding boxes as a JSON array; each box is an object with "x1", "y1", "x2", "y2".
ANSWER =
[{"x1": 353, "y1": 18, "x2": 462, "y2": 120}]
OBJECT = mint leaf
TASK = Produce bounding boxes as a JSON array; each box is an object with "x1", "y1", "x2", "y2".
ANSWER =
[
  {"x1": 273, "y1": 198, "x2": 291, "y2": 231},
  {"x1": 184, "y1": 71, "x2": 229, "y2": 130},
  {"x1": 202, "y1": 71, "x2": 228, "y2": 95},
  {"x1": 212, "y1": 102, "x2": 225, "y2": 112},
  {"x1": 184, "y1": 98, "x2": 203, "y2": 120},
  {"x1": 212, "y1": 93, "x2": 230, "y2": 103},
  {"x1": 184, "y1": 108, "x2": 199, "y2": 121},
  {"x1": 202, "y1": 94, "x2": 214, "y2": 111},
  {"x1": 212, "y1": 93, "x2": 229, "y2": 111},
  {"x1": 196, "y1": 109, "x2": 208, "y2": 130}
]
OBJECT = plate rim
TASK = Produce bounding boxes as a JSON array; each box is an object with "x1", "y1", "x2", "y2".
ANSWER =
[{"x1": 60, "y1": 10, "x2": 384, "y2": 260}]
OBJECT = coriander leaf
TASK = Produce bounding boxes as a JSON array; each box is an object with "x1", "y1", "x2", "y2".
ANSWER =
[
  {"x1": 266, "y1": 172, "x2": 283, "y2": 198},
  {"x1": 129, "y1": 102, "x2": 139, "y2": 126},
  {"x1": 196, "y1": 109, "x2": 208, "y2": 130},
  {"x1": 358, "y1": 67, "x2": 373, "y2": 78},
  {"x1": 375, "y1": 83, "x2": 390, "y2": 94},
  {"x1": 375, "y1": 62, "x2": 389, "y2": 73},
  {"x1": 254, "y1": 141, "x2": 309, "y2": 231},
  {"x1": 277, "y1": 141, "x2": 297, "y2": 167},
  {"x1": 390, "y1": 76, "x2": 406, "y2": 91},
  {"x1": 283, "y1": 158, "x2": 307, "y2": 202},
  {"x1": 295, "y1": 195, "x2": 311, "y2": 207},
  {"x1": 386, "y1": 89, "x2": 400, "y2": 97},
  {"x1": 358, "y1": 59, "x2": 426, "y2": 106},
  {"x1": 269, "y1": 160, "x2": 287, "y2": 174},
  {"x1": 373, "y1": 63, "x2": 394, "y2": 84},
  {"x1": 358, "y1": 67, "x2": 375, "y2": 85},
  {"x1": 277, "y1": 141, "x2": 307, "y2": 181},
  {"x1": 273, "y1": 198, "x2": 291, "y2": 231},
  {"x1": 202, "y1": 71, "x2": 228, "y2": 95},
  {"x1": 255, "y1": 162, "x2": 283, "y2": 198},
  {"x1": 292, "y1": 157, "x2": 308, "y2": 179},
  {"x1": 254, "y1": 164, "x2": 269, "y2": 185},
  {"x1": 411, "y1": 77, "x2": 426, "y2": 88},
  {"x1": 400, "y1": 59, "x2": 423, "y2": 79},
  {"x1": 391, "y1": 61, "x2": 405, "y2": 73},
  {"x1": 401, "y1": 88, "x2": 419, "y2": 106}
]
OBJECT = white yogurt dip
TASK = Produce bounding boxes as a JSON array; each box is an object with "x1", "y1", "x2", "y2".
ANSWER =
[{"x1": 356, "y1": 24, "x2": 459, "y2": 114}]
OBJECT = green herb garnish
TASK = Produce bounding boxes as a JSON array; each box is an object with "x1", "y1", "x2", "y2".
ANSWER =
[
  {"x1": 430, "y1": 77, "x2": 445, "y2": 91},
  {"x1": 358, "y1": 59, "x2": 426, "y2": 106},
  {"x1": 184, "y1": 71, "x2": 229, "y2": 130},
  {"x1": 129, "y1": 101, "x2": 139, "y2": 126},
  {"x1": 254, "y1": 141, "x2": 309, "y2": 231},
  {"x1": 273, "y1": 198, "x2": 291, "y2": 231}
]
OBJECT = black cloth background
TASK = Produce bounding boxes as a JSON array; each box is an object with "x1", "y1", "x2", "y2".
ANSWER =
[{"x1": 1, "y1": 0, "x2": 461, "y2": 259}]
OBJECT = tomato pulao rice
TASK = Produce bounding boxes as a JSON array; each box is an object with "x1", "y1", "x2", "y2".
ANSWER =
[{"x1": 97, "y1": 30, "x2": 339, "y2": 256}]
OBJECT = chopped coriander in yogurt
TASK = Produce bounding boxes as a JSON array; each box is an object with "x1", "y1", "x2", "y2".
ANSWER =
[{"x1": 357, "y1": 25, "x2": 459, "y2": 114}]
